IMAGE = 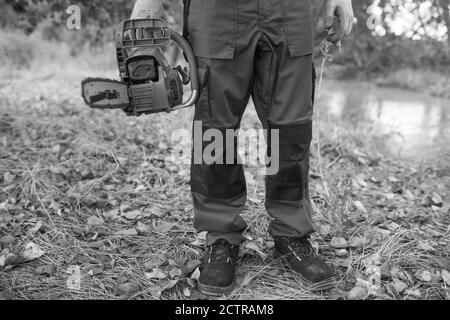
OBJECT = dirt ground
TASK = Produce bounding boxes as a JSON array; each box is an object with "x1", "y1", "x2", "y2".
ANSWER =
[{"x1": 0, "y1": 51, "x2": 449, "y2": 300}]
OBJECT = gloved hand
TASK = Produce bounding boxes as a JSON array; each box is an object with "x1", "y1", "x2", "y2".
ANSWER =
[{"x1": 324, "y1": 0, "x2": 355, "y2": 43}]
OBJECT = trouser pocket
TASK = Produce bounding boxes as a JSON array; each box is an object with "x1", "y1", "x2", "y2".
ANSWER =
[
  {"x1": 182, "y1": 0, "x2": 191, "y2": 38},
  {"x1": 186, "y1": 0, "x2": 238, "y2": 59},
  {"x1": 312, "y1": 63, "x2": 316, "y2": 106},
  {"x1": 280, "y1": 0, "x2": 314, "y2": 57},
  {"x1": 193, "y1": 58, "x2": 211, "y2": 121}
]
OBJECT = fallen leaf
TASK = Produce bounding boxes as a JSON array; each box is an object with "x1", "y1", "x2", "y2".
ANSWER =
[
  {"x1": 144, "y1": 256, "x2": 163, "y2": 271},
  {"x1": 422, "y1": 196, "x2": 433, "y2": 207},
  {"x1": 35, "y1": 264, "x2": 57, "y2": 276},
  {"x1": 334, "y1": 258, "x2": 351, "y2": 268},
  {"x1": 393, "y1": 278, "x2": 408, "y2": 293},
  {"x1": 136, "y1": 222, "x2": 152, "y2": 234},
  {"x1": 384, "y1": 193, "x2": 395, "y2": 200},
  {"x1": 183, "y1": 287, "x2": 191, "y2": 297},
  {"x1": 135, "y1": 184, "x2": 146, "y2": 192},
  {"x1": 353, "y1": 200, "x2": 368, "y2": 214},
  {"x1": 418, "y1": 270, "x2": 432, "y2": 282},
  {"x1": 387, "y1": 222, "x2": 400, "y2": 231},
  {"x1": 330, "y1": 237, "x2": 348, "y2": 249},
  {"x1": 28, "y1": 221, "x2": 43, "y2": 235},
  {"x1": 3, "y1": 172, "x2": 14, "y2": 185},
  {"x1": 404, "y1": 190, "x2": 415, "y2": 200},
  {"x1": 0, "y1": 253, "x2": 25, "y2": 267},
  {"x1": 0, "y1": 289, "x2": 12, "y2": 300},
  {"x1": 354, "y1": 174, "x2": 368, "y2": 188},
  {"x1": 310, "y1": 241, "x2": 319, "y2": 255},
  {"x1": 186, "y1": 278, "x2": 197, "y2": 288},
  {"x1": 348, "y1": 236, "x2": 366, "y2": 248},
  {"x1": 380, "y1": 262, "x2": 391, "y2": 280},
  {"x1": 171, "y1": 257, "x2": 187, "y2": 268},
  {"x1": 348, "y1": 286, "x2": 367, "y2": 300},
  {"x1": 405, "y1": 288, "x2": 422, "y2": 299},
  {"x1": 23, "y1": 242, "x2": 45, "y2": 260},
  {"x1": 356, "y1": 278, "x2": 370, "y2": 289},
  {"x1": 265, "y1": 240, "x2": 275, "y2": 249},
  {"x1": 87, "y1": 216, "x2": 104, "y2": 226},
  {"x1": 183, "y1": 260, "x2": 201, "y2": 276},
  {"x1": 169, "y1": 267, "x2": 182, "y2": 279},
  {"x1": 248, "y1": 197, "x2": 261, "y2": 204},
  {"x1": 146, "y1": 286, "x2": 162, "y2": 299},
  {"x1": 88, "y1": 264, "x2": 104, "y2": 276},
  {"x1": 431, "y1": 205, "x2": 441, "y2": 212},
  {"x1": 319, "y1": 224, "x2": 331, "y2": 236},
  {"x1": 191, "y1": 267, "x2": 201, "y2": 281},
  {"x1": 103, "y1": 209, "x2": 120, "y2": 221},
  {"x1": 190, "y1": 232, "x2": 207, "y2": 246},
  {"x1": 243, "y1": 241, "x2": 268, "y2": 261},
  {"x1": 154, "y1": 221, "x2": 175, "y2": 233},
  {"x1": 122, "y1": 210, "x2": 141, "y2": 220},
  {"x1": 117, "y1": 282, "x2": 140, "y2": 297},
  {"x1": 145, "y1": 268, "x2": 167, "y2": 280},
  {"x1": 442, "y1": 270, "x2": 450, "y2": 286},
  {"x1": 0, "y1": 235, "x2": 14, "y2": 244},
  {"x1": 161, "y1": 279, "x2": 178, "y2": 292},
  {"x1": 142, "y1": 207, "x2": 166, "y2": 218},
  {"x1": 115, "y1": 229, "x2": 138, "y2": 237},
  {"x1": 389, "y1": 265, "x2": 409, "y2": 282},
  {"x1": 388, "y1": 176, "x2": 400, "y2": 183},
  {"x1": 363, "y1": 252, "x2": 381, "y2": 268},
  {"x1": 369, "y1": 176, "x2": 382, "y2": 184},
  {"x1": 335, "y1": 249, "x2": 348, "y2": 257},
  {"x1": 430, "y1": 192, "x2": 443, "y2": 207}
]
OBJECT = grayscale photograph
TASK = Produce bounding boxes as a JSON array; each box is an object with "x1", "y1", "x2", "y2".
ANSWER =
[{"x1": 0, "y1": 0, "x2": 449, "y2": 307}]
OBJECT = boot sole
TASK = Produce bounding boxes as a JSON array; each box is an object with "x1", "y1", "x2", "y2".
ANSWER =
[
  {"x1": 273, "y1": 250, "x2": 336, "y2": 291},
  {"x1": 198, "y1": 279, "x2": 236, "y2": 297}
]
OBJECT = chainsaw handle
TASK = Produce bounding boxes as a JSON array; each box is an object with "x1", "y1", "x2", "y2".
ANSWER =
[{"x1": 170, "y1": 31, "x2": 199, "y2": 110}]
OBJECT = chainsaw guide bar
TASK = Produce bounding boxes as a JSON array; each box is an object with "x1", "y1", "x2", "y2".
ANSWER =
[{"x1": 81, "y1": 78, "x2": 130, "y2": 110}]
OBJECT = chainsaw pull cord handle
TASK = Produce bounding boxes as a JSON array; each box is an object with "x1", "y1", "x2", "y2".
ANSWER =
[{"x1": 170, "y1": 31, "x2": 199, "y2": 110}]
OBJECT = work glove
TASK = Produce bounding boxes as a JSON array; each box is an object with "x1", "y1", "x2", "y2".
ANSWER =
[{"x1": 324, "y1": 0, "x2": 355, "y2": 43}]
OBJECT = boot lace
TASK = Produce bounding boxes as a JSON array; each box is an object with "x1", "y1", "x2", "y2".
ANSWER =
[
  {"x1": 207, "y1": 240, "x2": 234, "y2": 264},
  {"x1": 286, "y1": 237, "x2": 316, "y2": 258}
]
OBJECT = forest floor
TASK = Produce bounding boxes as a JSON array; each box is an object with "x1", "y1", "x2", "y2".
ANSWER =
[{"x1": 0, "y1": 43, "x2": 449, "y2": 300}]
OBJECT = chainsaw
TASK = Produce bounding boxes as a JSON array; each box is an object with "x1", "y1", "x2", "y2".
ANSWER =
[{"x1": 81, "y1": 17, "x2": 199, "y2": 116}]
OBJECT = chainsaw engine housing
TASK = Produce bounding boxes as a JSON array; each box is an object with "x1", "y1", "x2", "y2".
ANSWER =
[
  {"x1": 123, "y1": 54, "x2": 183, "y2": 115},
  {"x1": 81, "y1": 18, "x2": 199, "y2": 116}
]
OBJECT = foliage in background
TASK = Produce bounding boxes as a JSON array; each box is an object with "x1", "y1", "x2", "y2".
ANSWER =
[
  {"x1": 0, "y1": 0, "x2": 449, "y2": 81},
  {"x1": 0, "y1": 0, "x2": 183, "y2": 52},
  {"x1": 313, "y1": 0, "x2": 450, "y2": 76}
]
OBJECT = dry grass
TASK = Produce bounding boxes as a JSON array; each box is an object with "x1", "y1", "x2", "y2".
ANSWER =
[{"x1": 0, "y1": 37, "x2": 449, "y2": 301}]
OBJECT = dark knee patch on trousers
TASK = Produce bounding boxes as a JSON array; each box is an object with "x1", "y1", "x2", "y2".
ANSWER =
[
  {"x1": 266, "y1": 160, "x2": 309, "y2": 201},
  {"x1": 266, "y1": 122, "x2": 311, "y2": 201},
  {"x1": 191, "y1": 125, "x2": 246, "y2": 199},
  {"x1": 191, "y1": 163, "x2": 246, "y2": 199},
  {"x1": 269, "y1": 122, "x2": 312, "y2": 145}
]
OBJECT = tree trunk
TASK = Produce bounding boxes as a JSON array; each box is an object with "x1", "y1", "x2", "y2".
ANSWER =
[{"x1": 440, "y1": 0, "x2": 450, "y2": 46}]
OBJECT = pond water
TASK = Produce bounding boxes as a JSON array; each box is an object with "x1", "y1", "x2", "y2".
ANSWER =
[{"x1": 319, "y1": 80, "x2": 450, "y2": 161}]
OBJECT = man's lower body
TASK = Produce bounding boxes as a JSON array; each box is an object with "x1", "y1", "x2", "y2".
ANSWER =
[{"x1": 185, "y1": 0, "x2": 333, "y2": 295}]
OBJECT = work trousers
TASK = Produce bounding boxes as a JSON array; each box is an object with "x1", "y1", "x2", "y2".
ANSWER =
[{"x1": 185, "y1": 0, "x2": 316, "y2": 245}]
